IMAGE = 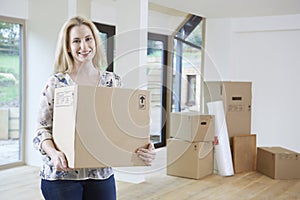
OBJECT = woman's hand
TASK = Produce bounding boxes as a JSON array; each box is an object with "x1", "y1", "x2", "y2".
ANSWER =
[
  {"x1": 41, "y1": 139, "x2": 70, "y2": 171},
  {"x1": 49, "y1": 150, "x2": 70, "y2": 171},
  {"x1": 137, "y1": 143, "x2": 156, "y2": 166}
]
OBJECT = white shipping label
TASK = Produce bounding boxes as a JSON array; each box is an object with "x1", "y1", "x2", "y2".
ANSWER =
[
  {"x1": 228, "y1": 104, "x2": 245, "y2": 112},
  {"x1": 55, "y1": 90, "x2": 74, "y2": 107}
]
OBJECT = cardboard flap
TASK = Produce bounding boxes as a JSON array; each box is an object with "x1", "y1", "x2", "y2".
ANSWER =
[
  {"x1": 261, "y1": 147, "x2": 298, "y2": 155},
  {"x1": 170, "y1": 112, "x2": 214, "y2": 142}
]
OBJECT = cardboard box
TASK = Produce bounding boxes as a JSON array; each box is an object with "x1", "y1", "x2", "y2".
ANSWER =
[
  {"x1": 167, "y1": 138, "x2": 214, "y2": 179},
  {"x1": 170, "y1": 113, "x2": 214, "y2": 142},
  {"x1": 204, "y1": 81, "x2": 252, "y2": 138},
  {"x1": 53, "y1": 85, "x2": 150, "y2": 168},
  {"x1": 232, "y1": 134, "x2": 256, "y2": 173},
  {"x1": 257, "y1": 147, "x2": 300, "y2": 179}
]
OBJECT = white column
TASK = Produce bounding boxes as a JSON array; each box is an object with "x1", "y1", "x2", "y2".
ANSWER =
[
  {"x1": 68, "y1": 0, "x2": 91, "y2": 18},
  {"x1": 115, "y1": 0, "x2": 148, "y2": 89},
  {"x1": 113, "y1": 0, "x2": 149, "y2": 183}
]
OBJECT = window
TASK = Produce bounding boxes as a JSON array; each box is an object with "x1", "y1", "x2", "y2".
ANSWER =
[
  {"x1": 172, "y1": 15, "x2": 204, "y2": 112},
  {"x1": 0, "y1": 16, "x2": 25, "y2": 168},
  {"x1": 187, "y1": 75, "x2": 196, "y2": 106}
]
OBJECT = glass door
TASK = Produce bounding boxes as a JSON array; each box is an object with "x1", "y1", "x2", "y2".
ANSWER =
[
  {"x1": 147, "y1": 33, "x2": 168, "y2": 148},
  {"x1": 0, "y1": 17, "x2": 24, "y2": 167}
]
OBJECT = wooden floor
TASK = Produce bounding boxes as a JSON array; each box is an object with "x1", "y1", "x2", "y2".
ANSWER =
[{"x1": 0, "y1": 165, "x2": 300, "y2": 200}]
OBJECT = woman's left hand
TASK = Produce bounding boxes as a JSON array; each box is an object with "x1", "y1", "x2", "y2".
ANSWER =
[{"x1": 137, "y1": 143, "x2": 156, "y2": 166}]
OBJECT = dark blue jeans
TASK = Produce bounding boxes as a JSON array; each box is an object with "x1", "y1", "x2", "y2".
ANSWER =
[{"x1": 41, "y1": 175, "x2": 116, "y2": 200}]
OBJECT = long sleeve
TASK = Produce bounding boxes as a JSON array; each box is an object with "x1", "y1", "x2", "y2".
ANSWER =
[
  {"x1": 33, "y1": 76, "x2": 57, "y2": 154},
  {"x1": 33, "y1": 74, "x2": 71, "y2": 155}
]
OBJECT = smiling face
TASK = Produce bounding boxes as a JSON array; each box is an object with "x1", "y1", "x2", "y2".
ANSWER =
[{"x1": 68, "y1": 24, "x2": 96, "y2": 66}]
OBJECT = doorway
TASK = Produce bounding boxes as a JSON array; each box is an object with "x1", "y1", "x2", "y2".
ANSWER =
[{"x1": 147, "y1": 32, "x2": 168, "y2": 148}]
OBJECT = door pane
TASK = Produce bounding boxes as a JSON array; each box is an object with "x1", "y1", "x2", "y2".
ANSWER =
[
  {"x1": 147, "y1": 40, "x2": 164, "y2": 145},
  {"x1": 0, "y1": 21, "x2": 22, "y2": 165},
  {"x1": 172, "y1": 35, "x2": 202, "y2": 112}
]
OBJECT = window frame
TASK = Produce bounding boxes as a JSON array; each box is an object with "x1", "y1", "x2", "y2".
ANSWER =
[
  {"x1": 0, "y1": 15, "x2": 26, "y2": 169},
  {"x1": 171, "y1": 15, "x2": 205, "y2": 113},
  {"x1": 148, "y1": 32, "x2": 169, "y2": 148}
]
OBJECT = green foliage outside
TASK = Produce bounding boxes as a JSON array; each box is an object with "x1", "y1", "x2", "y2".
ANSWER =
[
  {"x1": 0, "y1": 86, "x2": 19, "y2": 103},
  {"x1": 0, "y1": 54, "x2": 19, "y2": 77},
  {"x1": 0, "y1": 54, "x2": 19, "y2": 104},
  {"x1": 0, "y1": 21, "x2": 20, "y2": 105}
]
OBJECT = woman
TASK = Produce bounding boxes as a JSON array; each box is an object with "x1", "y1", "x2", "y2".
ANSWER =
[{"x1": 33, "y1": 16, "x2": 156, "y2": 200}]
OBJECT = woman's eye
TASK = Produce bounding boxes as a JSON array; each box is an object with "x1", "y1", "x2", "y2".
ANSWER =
[
  {"x1": 73, "y1": 39, "x2": 80, "y2": 43},
  {"x1": 86, "y1": 37, "x2": 93, "y2": 42}
]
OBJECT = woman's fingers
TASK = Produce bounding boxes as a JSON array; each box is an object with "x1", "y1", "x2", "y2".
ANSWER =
[
  {"x1": 137, "y1": 143, "x2": 156, "y2": 166},
  {"x1": 51, "y1": 151, "x2": 70, "y2": 171}
]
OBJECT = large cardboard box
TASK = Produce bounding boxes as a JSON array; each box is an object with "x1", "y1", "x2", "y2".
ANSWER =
[
  {"x1": 53, "y1": 85, "x2": 150, "y2": 168},
  {"x1": 167, "y1": 138, "x2": 214, "y2": 179},
  {"x1": 170, "y1": 113, "x2": 214, "y2": 142},
  {"x1": 204, "y1": 81, "x2": 252, "y2": 139},
  {"x1": 257, "y1": 147, "x2": 300, "y2": 179}
]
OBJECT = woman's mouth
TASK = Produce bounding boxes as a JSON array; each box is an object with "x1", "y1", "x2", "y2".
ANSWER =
[{"x1": 78, "y1": 50, "x2": 92, "y2": 56}]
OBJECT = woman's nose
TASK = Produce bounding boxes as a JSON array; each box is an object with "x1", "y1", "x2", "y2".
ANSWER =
[{"x1": 80, "y1": 40, "x2": 88, "y2": 49}]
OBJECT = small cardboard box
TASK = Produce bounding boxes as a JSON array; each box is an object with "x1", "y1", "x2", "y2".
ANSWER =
[
  {"x1": 204, "y1": 81, "x2": 252, "y2": 139},
  {"x1": 232, "y1": 134, "x2": 256, "y2": 173},
  {"x1": 170, "y1": 113, "x2": 214, "y2": 142},
  {"x1": 167, "y1": 138, "x2": 214, "y2": 179},
  {"x1": 257, "y1": 147, "x2": 300, "y2": 179},
  {"x1": 53, "y1": 85, "x2": 150, "y2": 168}
]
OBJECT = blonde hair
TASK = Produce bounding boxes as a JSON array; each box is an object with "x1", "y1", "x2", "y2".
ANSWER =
[{"x1": 54, "y1": 16, "x2": 107, "y2": 73}]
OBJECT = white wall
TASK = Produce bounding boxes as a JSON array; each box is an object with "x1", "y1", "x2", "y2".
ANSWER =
[
  {"x1": 204, "y1": 14, "x2": 300, "y2": 152},
  {"x1": 113, "y1": 0, "x2": 148, "y2": 89},
  {"x1": 91, "y1": 1, "x2": 186, "y2": 36},
  {"x1": 0, "y1": 0, "x2": 28, "y2": 19},
  {"x1": 148, "y1": 10, "x2": 186, "y2": 35},
  {"x1": 203, "y1": 18, "x2": 233, "y2": 81},
  {"x1": 25, "y1": 0, "x2": 68, "y2": 166},
  {"x1": 91, "y1": 0, "x2": 117, "y2": 25}
]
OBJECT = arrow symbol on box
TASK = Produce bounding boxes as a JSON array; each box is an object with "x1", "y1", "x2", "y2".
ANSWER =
[{"x1": 140, "y1": 96, "x2": 145, "y2": 104}]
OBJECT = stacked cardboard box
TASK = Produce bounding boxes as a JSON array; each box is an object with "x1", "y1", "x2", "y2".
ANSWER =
[
  {"x1": 204, "y1": 81, "x2": 255, "y2": 173},
  {"x1": 204, "y1": 81, "x2": 252, "y2": 141},
  {"x1": 167, "y1": 113, "x2": 215, "y2": 179}
]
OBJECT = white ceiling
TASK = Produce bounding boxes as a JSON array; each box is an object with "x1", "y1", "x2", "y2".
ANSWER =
[{"x1": 149, "y1": 0, "x2": 300, "y2": 18}]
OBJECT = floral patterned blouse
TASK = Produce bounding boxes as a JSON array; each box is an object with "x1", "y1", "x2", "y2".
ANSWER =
[{"x1": 33, "y1": 71, "x2": 122, "y2": 180}]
